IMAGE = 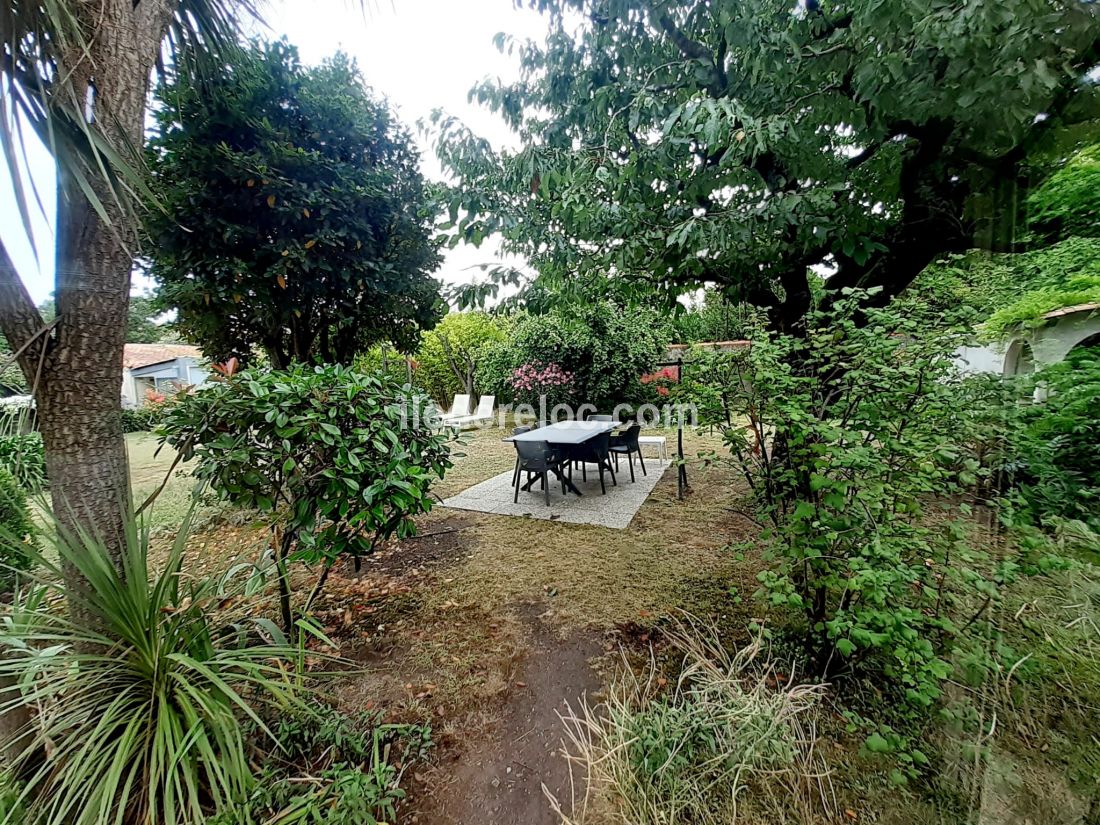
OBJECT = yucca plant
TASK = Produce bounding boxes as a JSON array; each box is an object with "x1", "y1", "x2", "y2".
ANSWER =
[{"x1": 0, "y1": 515, "x2": 321, "y2": 825}]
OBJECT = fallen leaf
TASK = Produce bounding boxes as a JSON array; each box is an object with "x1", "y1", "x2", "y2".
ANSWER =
[{"x1": 277, "y1": 274, "x2": 287, "y2": 289}]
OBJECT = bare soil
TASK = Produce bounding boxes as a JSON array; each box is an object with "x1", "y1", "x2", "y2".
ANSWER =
[{"x1": 404, "y1": 603, "x2": 604, "y2": 825}]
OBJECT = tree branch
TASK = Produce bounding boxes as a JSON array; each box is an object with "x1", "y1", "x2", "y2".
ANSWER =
[
  {"x1": 652, "y1": 9, "x2": 711, "y2": 61},
  {"x1": 0, "y1": 239, "x2": 49, "y2": 380}
]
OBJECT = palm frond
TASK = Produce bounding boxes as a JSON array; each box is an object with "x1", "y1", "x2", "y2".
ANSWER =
[
  {"x1": 0, "y1": 510, "x2": 334, "y2": 825},
  {"x1": 0, "y1": 0, "x2": 263, "y2": 246}
]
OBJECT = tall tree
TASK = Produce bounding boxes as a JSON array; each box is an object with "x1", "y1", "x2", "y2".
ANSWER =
[
  {"x1": 0, "y1": 0, "x2": 254, "y2": 562},
  {"x1": 433, "y1": 0, "x2": 1100, "y2": 331},
  {"x1": 146, "y1": 40, "x2": 444, "y2": 367}
]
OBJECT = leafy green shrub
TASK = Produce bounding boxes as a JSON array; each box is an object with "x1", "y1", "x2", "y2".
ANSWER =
[
  {"x1": 1028, "y1": 143, "x2": 1100, "y2": 241},
  {"x1": 0, "y1": 468, "x2": 34, "y2": 588},
  {"x1": 904, "y1": 236, "x2": 1100, "y2": 326},
  {"x1": 670, "y1": 291, "x2": 755, "y2": 344},
  {"x1": 0, "y1": 434, "x2": 45, "y2": 493},
  {"x1": 120, "y1": 406, "x2": 161, "y2": 433},
  {"x1": 476, "y1": 301, "x2": 670, "y2": 410},
  {"x1": 0, "y1": 519, "x2": 316, "y2": 825},
  {"x1": 709, "y1": 294, "x2": 1046, "y2": 709},
  {"x1": 161, "y1": 364, "x2": 452, "y2": 629},
  {"x1": 1014, "y1": 346, "x2": 1100, "y2": 526},
  {"x1": 211, "y1": 702, "x2": 433, "y2": 825},
  {"x1": 983, "y1": 274, "x2": 1100, "y2": 339}
]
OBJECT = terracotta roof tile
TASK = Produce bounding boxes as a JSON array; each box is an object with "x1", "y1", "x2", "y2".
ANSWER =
[
  {"x1": 123, "y1": 343, "x2": 202, "y2": 369},
  {"x1": 1042, "y1": 302, "x2": 1100, "y2": 320}
]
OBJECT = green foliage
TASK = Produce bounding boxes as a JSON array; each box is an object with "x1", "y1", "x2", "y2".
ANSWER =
[
  {"x1": 0, "y1": 519, "x2": 316, "y2": 825},
  {"x1": 903, "y1": 236, "x2": 1100, "y2": 325},
  {"x1": 160, "y1": 364, "x2": 451, "y2": 591},
  {"x1": 556, "y1": 622, "x2": 827, "y2": 825},
  {"x1": 0, "y1": 339, "x2": 27, "y2": 395},
  {"x1": 984, "y1": 274, "x2": 1100, "y2": 338},
  {"x1": 120, "y1": 406, "x2": 161, "y2": 433},
  {"x1": 415, "y1": 312, "x2": 507, "y2": 403},
  {"x1": 125, "y1": 295, "x2": 173, "y2": 343},
  {"x1": 709, "y1": 294, "x2": 1036, "y2": 706},
  {"x1": 475, "y1": 302, "x2": 669, "y2": 410},
  {"x1": 209, "y1": 702, "x2": 432, "y2": 825},
  {"x1": 1013, "y1": 346, "x2": 1100, "y2": 526},
  {"x1": 432, "y1": 0, "x2": 1100, "y2": 325},
  {"x1": 352, "y1": 344, "x2": 417, "y2": 389},
  {"x1": 671, "y1": 292, "x2": 755, "y2": 344},
  {"x1": 0, "y1": 434, "x2": 45, "y2": 494},
  {"x1": 1029, "y1": 143, "x2": 1100, "y2": 241},
  {"x1": 0, "y1": 468, "x2": 34, "y2": 588},
  {"x1": 147, "y1": 39, "x2": 444, "y2": 366}
]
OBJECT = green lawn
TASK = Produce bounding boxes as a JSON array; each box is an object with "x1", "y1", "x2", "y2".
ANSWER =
[{"x1": 126, "y1": 431, "x2": 220, "y2": 532}]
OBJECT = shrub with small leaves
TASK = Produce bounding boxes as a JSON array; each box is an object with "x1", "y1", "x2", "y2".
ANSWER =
[
  {"x1": 1015, "y1": 345, "x2": 1100, "y2": 526},
  {"x1": 121, "y1": 406, "x2": 161, "y2": 433},
  {"x1": 706, "y1": 292, "x2": 1043, "y2": 709},
  {"x1": 210, "y1": 702, "x2": 432, "y2": 825}
]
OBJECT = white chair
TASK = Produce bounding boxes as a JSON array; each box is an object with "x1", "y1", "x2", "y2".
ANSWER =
[
  {"x1": 446, "y1": 395, "x2": 496, "y2": 429},
  {"x1": 439, "y1": 393, "x2": 471, "y2": 425},
  {"x1": 637, "y1": 435, "x2": 667, "y2": 461}
]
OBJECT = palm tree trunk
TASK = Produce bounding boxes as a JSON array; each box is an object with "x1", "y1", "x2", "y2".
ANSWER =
[
  {"x1": 40, "y1": 169, "x2": 136, "y2": 563},
  {"x1": 0, "y1": 0, "x2": 205, "y2": 768}
]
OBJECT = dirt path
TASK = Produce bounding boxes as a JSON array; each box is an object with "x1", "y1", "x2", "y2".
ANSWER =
[{"x1": 408, "y1": 605, "x2": 604, "y2": 825}]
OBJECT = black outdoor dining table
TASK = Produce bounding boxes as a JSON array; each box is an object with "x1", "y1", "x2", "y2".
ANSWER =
[{"x1": 504, "y1": 420, "x2": 620, "y2": 496}]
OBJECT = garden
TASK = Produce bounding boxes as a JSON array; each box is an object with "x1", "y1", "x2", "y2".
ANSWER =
[{"x1": 1, "y1": 1, "x2": 1100, "y2": 824}]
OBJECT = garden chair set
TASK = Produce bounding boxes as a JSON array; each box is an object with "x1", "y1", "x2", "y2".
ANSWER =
[{"x1": 507, "y1": 416, "x2": 649, "y2": 506}]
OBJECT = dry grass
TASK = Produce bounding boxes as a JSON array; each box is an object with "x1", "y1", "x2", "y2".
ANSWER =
[
  {"x1": 547, "y1": 616, "x2": 833, "y2": 825},
  {"x1": 421, "y1": 422, "x2": 761, "y2": 629}
]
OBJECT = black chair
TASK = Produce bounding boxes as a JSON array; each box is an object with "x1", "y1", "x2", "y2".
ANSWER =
[
  {"x1": 510, "y1": 426, "x2": 533, "y2": 485},
  {"x1": 610, "y1": 424, "x2": 646, "y2": 482},
  {"x1": 513, "y1": 440, "x2": 566, "y2": 506},
  {"x1": 566, "y1": 432, "x2": 617, "y2": 495}
]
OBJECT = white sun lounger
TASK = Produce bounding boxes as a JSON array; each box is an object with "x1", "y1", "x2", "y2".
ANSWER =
[
  {"x1": 442, "y1": 395, "x2": 495, "y2": 429},
  {"x1": 439, "y1": 394, "x2": 471, "y2": 425}
]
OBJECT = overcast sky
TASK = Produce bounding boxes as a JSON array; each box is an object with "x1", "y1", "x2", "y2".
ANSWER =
[{"x1": 0, "y1": 0, "x2": 548, "y2": 305}]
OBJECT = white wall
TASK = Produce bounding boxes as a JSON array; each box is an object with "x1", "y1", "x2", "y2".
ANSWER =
[
  {"x1": 953, "y1": 343, "x2": 1009, "y2": 376},
  {"x1": 120, "y1": 368, "x2": 139, "y2": 408}
]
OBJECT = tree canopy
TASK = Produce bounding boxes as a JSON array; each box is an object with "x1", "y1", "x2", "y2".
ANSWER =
[
  {"x1": 433, "y1": 0, "x2": 1100, "y2": 330},
  {"x1": 414, "y1": 312, "x2": 507, "y2": 402},
  {"x1": 147, "y1": 39, "x2": 444, "y2": 367}
]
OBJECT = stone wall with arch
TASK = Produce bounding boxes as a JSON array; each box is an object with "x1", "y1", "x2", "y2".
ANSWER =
[{"x1": 953, "y1": 306, "x2": 1100, "y2": 377}]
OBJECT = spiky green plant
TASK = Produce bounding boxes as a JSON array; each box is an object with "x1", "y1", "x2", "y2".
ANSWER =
[{"x1": 0, "y1": 516, "x2": 320, "y2": 825}]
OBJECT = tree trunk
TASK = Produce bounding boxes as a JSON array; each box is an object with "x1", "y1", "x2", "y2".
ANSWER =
[
  {"x1": 0, "y1": 0, "x2": 175, "y2": 563},
  {"x1": 41, "y1": 171, "x2": 136, "y2": 563}
]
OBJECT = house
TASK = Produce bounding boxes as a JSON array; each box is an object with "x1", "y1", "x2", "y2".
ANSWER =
[{"x1": 122, "y1": 344, "x2": 209, "y2": 408}]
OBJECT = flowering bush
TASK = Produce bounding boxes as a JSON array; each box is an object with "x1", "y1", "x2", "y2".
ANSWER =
[
  {"x1": 640, "y1": 366, "x2": 678, "y2": 399},
  {"x1": 475, "y1": 302, "x2": 671, "y2": 409},
  {"x1": 507, "y1": 362, "x2": 575, "y2": 408}
]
